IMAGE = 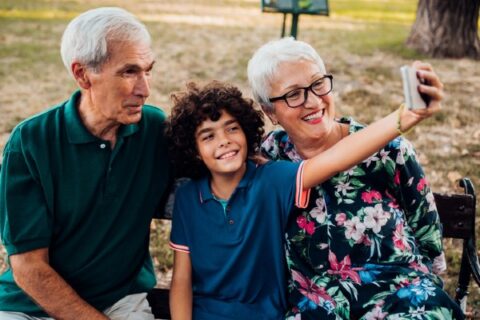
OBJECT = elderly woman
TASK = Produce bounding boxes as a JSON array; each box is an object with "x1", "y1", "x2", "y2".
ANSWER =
[{"x1": 248, "y1": 38, "x2": 463, "y2": 319}]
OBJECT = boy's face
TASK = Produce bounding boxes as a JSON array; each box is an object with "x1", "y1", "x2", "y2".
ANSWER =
[{"x1": 195, "y1": 110, "x2": 248, "y2": 180}]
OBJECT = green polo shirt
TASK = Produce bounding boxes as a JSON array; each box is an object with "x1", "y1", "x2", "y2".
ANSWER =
[{"x1": 0, "y1": 91, "x2": 170, "y2": 316}]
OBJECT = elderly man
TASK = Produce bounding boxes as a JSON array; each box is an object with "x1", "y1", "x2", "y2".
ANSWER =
[{"x1": 0, "y1": 7, "x2": 170, "y2": 320}]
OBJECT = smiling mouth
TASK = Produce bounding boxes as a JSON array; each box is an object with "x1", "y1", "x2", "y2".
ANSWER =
[
  {"x1": 302, "y1": 109, "x2": 325, "y2": 122},
  {"x1": 217, "y1": 151, "x2": 238, "y2": 160}
]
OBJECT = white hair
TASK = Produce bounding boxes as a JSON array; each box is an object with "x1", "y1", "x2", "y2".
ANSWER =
[
  {"x1": 60, "y1": 7, "x2": 151, "y2": 76},
  {"x1": 247, "y1": 37, "x2": 326, "y2": 112}
]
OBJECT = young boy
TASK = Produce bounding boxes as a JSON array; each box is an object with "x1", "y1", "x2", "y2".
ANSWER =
[{"x1": 166, "y1": 81, "x2": 439, "y2": 320}]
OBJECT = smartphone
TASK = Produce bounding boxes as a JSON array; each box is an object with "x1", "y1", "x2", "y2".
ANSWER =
[{"x1": 400, "y1": 65, "x2": 431, "y2": 109}]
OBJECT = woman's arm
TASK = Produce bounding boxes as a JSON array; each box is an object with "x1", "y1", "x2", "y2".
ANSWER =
[
  {"x1": 170, "y1": 251, "x2": 193, "y2": 320},
  {"x1": 302, "y1": 62, "x2": 443, "y2": 189}
]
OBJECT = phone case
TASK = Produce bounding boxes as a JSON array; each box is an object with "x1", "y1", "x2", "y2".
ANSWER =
[{"x1": 400, "y1": 66, "x2": 427, "y2": 110}]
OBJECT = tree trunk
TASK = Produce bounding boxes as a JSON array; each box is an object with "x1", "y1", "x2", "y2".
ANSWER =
[{"x1": 406, "y1": 0, "x2": 480, "y2": 59}]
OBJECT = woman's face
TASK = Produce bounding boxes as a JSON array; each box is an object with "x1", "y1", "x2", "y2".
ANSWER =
[{"x1": 267, "y1": 59, "x2": 336, "y2": 146}]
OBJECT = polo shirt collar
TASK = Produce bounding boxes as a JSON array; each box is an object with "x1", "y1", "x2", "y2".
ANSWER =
[
  {"x1": 198, "y1": 160, "x2": 256, "y2": 203},
  {"x1": 64, "y1": 90, "x2": 139, "y2": 144}
]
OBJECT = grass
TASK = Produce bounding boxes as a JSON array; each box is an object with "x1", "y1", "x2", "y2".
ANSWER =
[{"x1": 0, "y1": 0, "x2": 479, "y2": 309}]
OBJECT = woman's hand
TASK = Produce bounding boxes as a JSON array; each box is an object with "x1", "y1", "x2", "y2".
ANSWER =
[
  {"x1": 398, "y1": 61, "x2": 444, "y2": 132},
  {"x1": 413, "y1": 60, "x2": 444, "y2": 114}
]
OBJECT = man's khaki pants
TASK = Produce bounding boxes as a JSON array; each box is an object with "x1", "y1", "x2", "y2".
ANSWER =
[{"x1": 0, "y1": 293, "x2": 155, "y2": 320}]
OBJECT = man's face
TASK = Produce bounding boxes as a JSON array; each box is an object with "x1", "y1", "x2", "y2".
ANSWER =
[{"x1": 85, "y1": 40, "x2": 155, "y2": 125}]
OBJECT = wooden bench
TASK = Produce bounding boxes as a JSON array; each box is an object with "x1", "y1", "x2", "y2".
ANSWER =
[
  {"x1": 261, "y1": 0, "x2": 330, "y2": 38},
  {"x1": 147, "y1": 177, "x2": 479, "y2": 319}
]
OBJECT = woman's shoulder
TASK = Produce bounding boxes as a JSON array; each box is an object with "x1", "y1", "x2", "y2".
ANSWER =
[
  {"x1": 262, "y1": 130, "x2": 290, "y2": 151},
  {"x1": 261, "y1": 130, "x2": 302, "y2": 162},
  {"x1": 172, "y1": 177, "x2": 199, "y2": 200}
]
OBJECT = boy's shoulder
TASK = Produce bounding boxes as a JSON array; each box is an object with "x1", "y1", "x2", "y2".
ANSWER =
[
  {"x1": 174, "y1": 177, "x2": 196, "y2": 194},
  {"x1": 255, "y1": 160, "x2": 301, "y2": 178}
]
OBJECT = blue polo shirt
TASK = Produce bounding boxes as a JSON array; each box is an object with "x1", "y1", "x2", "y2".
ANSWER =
[{"x1": 170, "y1": 160, "x2": 309, "y2": 320}]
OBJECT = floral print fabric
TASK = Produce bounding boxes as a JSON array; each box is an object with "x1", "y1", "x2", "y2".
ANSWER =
[{"x1": 261, "y1": 118, "x2": 464, "y2": 319}]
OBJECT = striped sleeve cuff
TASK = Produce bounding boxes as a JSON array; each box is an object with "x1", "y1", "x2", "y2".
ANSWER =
[
  {"x1": 169, "y1": 241, "x2": 190, "y2": 253},
  {"x1": 295, "y1": 161, "x2": 311, "y2": 209}
]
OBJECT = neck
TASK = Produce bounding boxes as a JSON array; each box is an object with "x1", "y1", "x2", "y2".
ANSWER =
[
  {"x1": 293, "y1": 122, "x2": 347, "y2": 159},
  {"x1": 209, "y1": 163, "x2": 247, "y2": 200},
  {"x1": 78, "y1": 93, "x2": 120, "y2": 147}
]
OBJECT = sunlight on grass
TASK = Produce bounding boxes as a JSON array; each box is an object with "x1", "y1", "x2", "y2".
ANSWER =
[
  {"x1": 331, "y1": 0, "x2": 417, "y2": 13},
  {"x1": 338, "y1": 24, "x2": 425, "y2": 58},
  {"x1": 331, "y1": 11, "x2": 414, "y2": 24},
  {"x1": 0, "y1": 9, "x2": 76, "y2": 20}
]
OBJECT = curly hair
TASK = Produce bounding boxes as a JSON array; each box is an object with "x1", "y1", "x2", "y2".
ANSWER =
[{"x1": 166, "y1": 81, "x2": 265, "y2": 179}]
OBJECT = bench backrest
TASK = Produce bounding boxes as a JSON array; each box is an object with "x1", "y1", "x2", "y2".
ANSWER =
[{"x1": 434, "y1": 192, "x2": 476, "y2": 239}]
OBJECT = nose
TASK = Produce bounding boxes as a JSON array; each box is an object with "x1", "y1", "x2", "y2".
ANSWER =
[
  {"x1": 134, "y1": 73, "x2": 151, "y2": 98},
  {"x1": 302, "y1": 89, "x2": 320, "y2": 109},
  {"x1": 217, "y1": 132, "x2": 231, "y2": 148}
]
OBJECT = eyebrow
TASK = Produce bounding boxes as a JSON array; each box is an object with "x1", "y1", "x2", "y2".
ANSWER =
[
  {"x1": 196, "y1": 118, "x2": 238, "y2": 137},
  {"x1": 117, "y1": 61, "x2": 156, "y2": 74},
  {"x1": 282, "y1": 73, "x2": 324, "y2": 92}
]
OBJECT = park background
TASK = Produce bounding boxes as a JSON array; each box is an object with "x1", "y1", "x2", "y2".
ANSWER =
[{"x1": 0, "y1": 0, "x2": 479, "y2": 311}]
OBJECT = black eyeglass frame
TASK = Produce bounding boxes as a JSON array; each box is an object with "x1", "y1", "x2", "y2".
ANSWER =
[{"x1": 268, "y1": 74, "x2": 334, "y2": 108}]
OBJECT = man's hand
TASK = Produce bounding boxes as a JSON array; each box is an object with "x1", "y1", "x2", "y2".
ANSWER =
[{"x1": 10, "y1": 248, "x2": 109, "y2": 320}]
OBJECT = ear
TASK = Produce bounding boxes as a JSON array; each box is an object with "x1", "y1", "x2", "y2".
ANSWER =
[
  {"x1": 262, "y1": 105, "x2": 279, "y2": 125},
  {"x1": 72, "y1": 62, "x2": 91, "y2": 89}
]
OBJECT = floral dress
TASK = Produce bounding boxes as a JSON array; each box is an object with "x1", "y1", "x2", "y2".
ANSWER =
[{"x1": 261, "y1": 118, "x2": 464, "y2": 320}]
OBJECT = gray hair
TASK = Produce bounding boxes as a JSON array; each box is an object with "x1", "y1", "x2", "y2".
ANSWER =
[
  {"x1": 61, "y1": 7, "x2": 151, "y2": 76},
  {"x1": 247, "y1": 37, "x2": 326, "y2": 112}
]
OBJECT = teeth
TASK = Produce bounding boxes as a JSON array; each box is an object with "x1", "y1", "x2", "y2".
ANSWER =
[
  {"x1": 303, "y1": 110, "x2": 324, "y2": 121},
  {"x1": 219, "y1": 151, "x2": 237, "y2": 159}
]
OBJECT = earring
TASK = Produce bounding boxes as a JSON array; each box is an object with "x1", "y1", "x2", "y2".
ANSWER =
[{"x1": 271, "y1": 119, "x2": 278, "y2": 125}]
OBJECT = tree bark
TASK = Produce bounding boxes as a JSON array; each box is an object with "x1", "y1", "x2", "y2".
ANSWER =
[{"x1": 406, "y1": 0, "x2": 480, "y2": 59}]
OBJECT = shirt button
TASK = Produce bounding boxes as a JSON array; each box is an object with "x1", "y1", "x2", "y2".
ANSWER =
[
  {"x1": 228, "y1": 219, "x2": 234, "y2": 225},
  {"x1": 226, "y1": 206, "x2": 231, "y2": 212},
  {"x1": 100, "y1": 143, "x2": 106, "y2": 149}
]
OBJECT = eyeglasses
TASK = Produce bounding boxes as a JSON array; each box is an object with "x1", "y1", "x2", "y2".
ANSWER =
[{"x1": 269, "y1": 75, "x2": 333, "y2": 108}]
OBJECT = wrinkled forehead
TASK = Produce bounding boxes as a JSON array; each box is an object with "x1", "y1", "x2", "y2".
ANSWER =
[
  {"x1": 105, "y1": 40, "x2": 154, "y2": 64},
  {"x1": 268, "y1": 59, "x2": 326, "y2": 94}
]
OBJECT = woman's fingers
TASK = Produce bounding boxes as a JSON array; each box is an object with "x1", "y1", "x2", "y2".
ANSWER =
[
  {"x1": 417, "y1": 70, "x2": 444, "y2": 90},
  {"x1": 412, "y1": 60, "x2": 433, "y2": 71},
  {"x1": 418, "y1": 83, "x2": 444, "y2": 101},
  {"x1": 411, "y1": 61, "x2": 444, "y2": 108},
  {"x1": 410, "y1": 99, "x2": 441, "y2": 117}
]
